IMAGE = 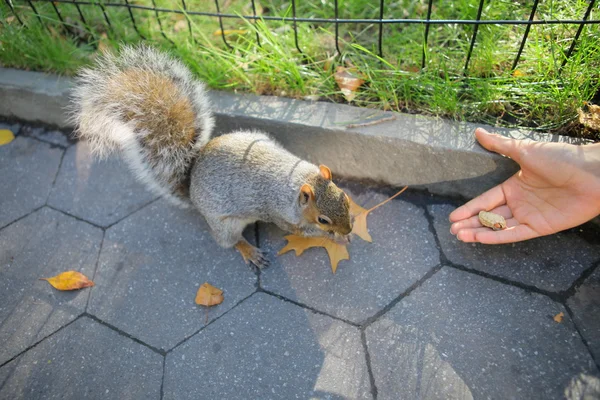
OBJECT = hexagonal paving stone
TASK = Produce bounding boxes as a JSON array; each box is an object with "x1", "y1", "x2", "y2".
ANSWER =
[
  {"x1": 21, "y1": 125, "x2": 74, "y2": 148},
  {"x1": 568, "y1": 267, "x2": 600, "y2": 362},
  {"x1": 0, "y1": 207, "x2": 102, "y2": 365},
  {"x1": 429, "y1": 203, "x2": 600, "y2": 292},
  {"x1": 47, "y1": 141, "x2": 157, "y2": 227},
  {"x1": 0, "y1": 136, "x2": 63, "y2": 228},
  {"x1": 366, "y1": 267, "x2": 599, "y2": 400},
  {"x1": 0, "y1": 120, "x2": 21, "y2": 135},
  {"x1": 260, "y1": 187, "x2": 439, "y2": 324},
  {"x1": 0, "y1": 317, "x2": 163, "y2": 399},
  {"x1": 87, "y1": 199, "x2": 257, "y2": 351},
  {"x1": 164, "y1": 293, "x2": 371, "y2": 399}
]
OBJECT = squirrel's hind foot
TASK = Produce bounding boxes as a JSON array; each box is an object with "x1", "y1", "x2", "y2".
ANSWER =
[{"x1": 235, "y1": 240, "x2": 270, "y2": 270}]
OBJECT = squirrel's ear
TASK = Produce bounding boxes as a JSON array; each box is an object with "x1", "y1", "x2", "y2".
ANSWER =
[
  {"x1": 319, "y1": 165, "x2": 332, "y2": 181},
  {"x1": 299, "y1": 184, "x2": 314, "y2": 205}
]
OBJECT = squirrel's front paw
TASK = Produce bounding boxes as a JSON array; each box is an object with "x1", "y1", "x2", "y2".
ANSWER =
[{"x1": 235, "y1": 240, "x2": 270, "y2": 270}]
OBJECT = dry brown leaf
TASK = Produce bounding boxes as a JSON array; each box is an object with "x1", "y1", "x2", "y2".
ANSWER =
[
  {"x1": 334, "y1": 66, "x2": 364, "y2": 102},
  {"x1": 278, "y1": 235, "x2": 349, "y2": 273},
  {"x1": 553, "y1": 312, "x2": 564, "y2": 323},
  {"x1": 195, "y1": 282, "x2": 224, "y2": 306},
  {"x1": 277, "y1": 186, "x2": 408, "y2": 273},
  {"x1": 40, "y1": 271, "x2": 94, "y2": 291},
  {"x1": 97, "y1": 32, "x2": 109, "y2": 53},
  {"x1": 173, "y1": 19, "x2": 188, "y2": 33},
  {"x1": 213, "y1": 29, "x2": 248, "y2": 36},
  {"x1": 578, "y1": 103, "x2": 600, "y2": 131},
  {"x1": 0, "y1": 129, "x2": 15, "y2": 146},
  {"x1": 351, "y1": 186, "x2": 408, "y2": 242},
  {"x1": 323, "y1": 53, "x2": 336, "y2": 72}
]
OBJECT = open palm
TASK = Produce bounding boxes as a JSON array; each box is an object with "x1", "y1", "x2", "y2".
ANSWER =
[{"x1": 450, "y1": 128, "x2": 600, "y2": 244}]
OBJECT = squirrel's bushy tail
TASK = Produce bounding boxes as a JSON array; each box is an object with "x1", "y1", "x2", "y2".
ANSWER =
[{"x1": 69, "y1": 45, "x2": 214, "y2": 207}]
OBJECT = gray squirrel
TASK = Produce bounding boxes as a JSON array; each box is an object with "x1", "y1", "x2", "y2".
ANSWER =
[{"x1": 70, "y1": 45, "x2": 352, "y2": 268}]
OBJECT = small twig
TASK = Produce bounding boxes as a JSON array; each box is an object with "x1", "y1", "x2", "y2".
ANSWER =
[
  {"x1": 345, "y1": 115, "x2": 396, "y2": 129},
  {"x1": 367, "y1": 186, "x2": 408, "y2": 213}
]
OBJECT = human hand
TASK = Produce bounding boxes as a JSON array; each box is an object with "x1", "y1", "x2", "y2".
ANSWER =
[{"x1": 449, "y1": 128, "x2": 600, "y2": 244}]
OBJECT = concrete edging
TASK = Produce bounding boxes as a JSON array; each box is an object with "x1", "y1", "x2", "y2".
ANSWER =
[{"x1": 0, "y1": 67, "x2": 584, "y2": 199}]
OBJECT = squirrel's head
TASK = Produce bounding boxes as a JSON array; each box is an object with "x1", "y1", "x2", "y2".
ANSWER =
[{"x1": 297, "y1": 165, "x2": 353, "y2": 244}]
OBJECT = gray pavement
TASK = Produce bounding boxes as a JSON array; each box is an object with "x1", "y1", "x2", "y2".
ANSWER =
[{"x1": 1, "y1": 121, "x2": 599, "y2": 399}]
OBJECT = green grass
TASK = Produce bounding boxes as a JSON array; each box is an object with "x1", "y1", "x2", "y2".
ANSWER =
[{"x1": 1, "y1": 0, "x2": 599, "y2": 139}]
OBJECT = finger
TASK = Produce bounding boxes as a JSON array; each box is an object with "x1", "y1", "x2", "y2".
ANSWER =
[
  {"x1": 449, "y1": 185, "x2": 506, "y2": 222},
  {"x1": 450, "y1": 205, "x2": 513, "y2": 234},
  {"x1": 475, "y1": 224, "x2": 539, "y2": 244},
  {"x1": 475, "y1": 128, "x2": 525, "y2": 163}
]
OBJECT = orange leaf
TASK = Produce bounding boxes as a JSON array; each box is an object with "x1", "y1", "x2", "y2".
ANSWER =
[
  {"x1": 349, "y1": 196, "x2": 367, "y2": 217},
  {"x1": 578, "y1": 103, "x2": 600, "y2": 131},
  {"x1": 352, "y1": 212, "x2": 372, "y2": 242},
  {"x1": 213, "y1": 29, "x2": 248, "y2": 36},
  {"x1": 323, "y1": 241, "x2": 349, "y2": 274},
  {"x1": 553, "y1": 312, "x2": 564, "y2": 323},
  {"x1": 195, "y1": 282, "x2": 224, "y2": 306},
  {"x1": 350, "y1": 186, "x2": 408, "y2": 243},
  {"x1": 334, "y1": 66, "x2": 364, "y2": 102},
  {"x1": 277, "y1": 186, "x2": 408, "y2": 273},
  {"x1": 40, "y1": 271, "x2": 94, "y2": 291},
  {"x1": 0, "y1": 129, "x2": 15, "y2": 146},
  {"x1": 278, "y1": 235, "x2": 349, "y2": 274},
  {"x1": 174, "y1": 19, "x2": 188, "y2": 33}
]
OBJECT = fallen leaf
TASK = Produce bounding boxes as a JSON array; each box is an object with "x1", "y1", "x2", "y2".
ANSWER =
[
  {"x1": 578, "y1": 103, "x2": 600, "y2": 131},
  {"x1": 174, "y1": 19, "x2": 188, "y2": 33},
  {"x1": 323, "y1": 53, "x2": 336, "y2": 72},
  {"x1": 512, "y1": 69, "x2": 526, "y2": 77},
  {"x1": 6, "y1": 16, "x2": 15, "y2": 23},
  {"x1": 40, "y1": 271, "x2": 94, "y2": 291},
  {"x1": 351, "y1": 186, "x2": 408, "y2": 242},
  {"x1": 278, "y1": 186, "x2": 408, "y2": 273},
  {"x1": 213, "y1": 29, "x2": 248, "y2": 36},
  {"x1": 334, "y1": 66, "x2": 364, "y2": 102},
  {"x1": 553, "y1": 312, "x2": 564, "y2": 323},
  {"x1": 0, "y1": 129, "x2": 15, "y2": 146},
  {"x1": 97, "y1": 32, "x2": 109, "y2": 53},
  {"x1": 195, "y1": 282, "x2": 224, "y2": 306},
  {"x1": 278, "y1": 235, "x2": 349, "y2": 273}
]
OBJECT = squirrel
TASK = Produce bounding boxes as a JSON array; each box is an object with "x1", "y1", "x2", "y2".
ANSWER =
[{"x1": 69, "y1": 45, "x2": 352, "y2": 269}]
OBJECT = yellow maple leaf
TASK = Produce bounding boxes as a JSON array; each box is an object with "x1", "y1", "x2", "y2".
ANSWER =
[
  {"x1": 195, "y1": 282, "x2": 224, "y2": 306},
  {"x1": 0, "y1": 129, "x2": 15, "y2": 146},
  {"x1": 40, "y1": 271, "x2": 94, "y2": 291},
  {"x1": 278, "y1": 186, "x2": 408, "y2": 273},
  {"x1": 350, "y1": 186, "x2": 408, "y2": 242},
  {"x1": 553, "y1": 312, "x2": 564, "y2": 323},
  {"x1": 334, "y1": 66, "x2": 365, "y2": 102},
  {"x1": 278, "y1": 235, "x2": 349, "y2": 273},
  {"x1": 213, "y1": 29, "x2": 248, "y2": 36}
]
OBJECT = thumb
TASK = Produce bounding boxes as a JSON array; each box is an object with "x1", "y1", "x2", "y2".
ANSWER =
[{"x1": 475, "y1": 128, "x2": 523, "y2": 162}]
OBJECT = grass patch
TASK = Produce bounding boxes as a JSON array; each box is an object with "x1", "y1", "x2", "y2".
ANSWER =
[{"x1": 1, "y1": 0, "x2": 599, "y2": 139}]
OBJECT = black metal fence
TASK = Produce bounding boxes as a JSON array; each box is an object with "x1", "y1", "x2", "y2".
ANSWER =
[{"x1": 4, "y1": 0, "x2": 600, "y2": 74}]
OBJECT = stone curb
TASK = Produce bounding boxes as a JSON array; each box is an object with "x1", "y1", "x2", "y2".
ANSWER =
[{"x1": 0, "y1": 67, "x2": 586, "y2": 199}]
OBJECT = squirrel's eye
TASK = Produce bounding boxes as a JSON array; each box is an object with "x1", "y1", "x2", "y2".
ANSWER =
[{"x1": 318, "y1": 216, "x2": 331, "y2": 225}]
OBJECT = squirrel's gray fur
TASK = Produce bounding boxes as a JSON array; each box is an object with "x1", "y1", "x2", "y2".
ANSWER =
[{"x1": 70, "y1": 45, "x2": 352, "y2": 268}]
